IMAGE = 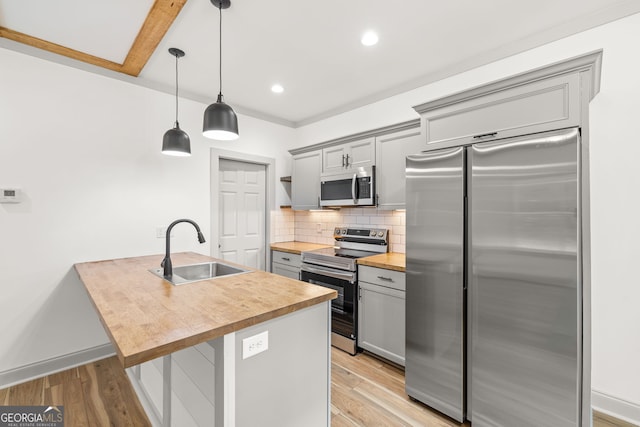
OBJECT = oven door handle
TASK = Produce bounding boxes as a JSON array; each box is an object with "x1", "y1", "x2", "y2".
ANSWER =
[{"x1": 301, "y1": 264, "x2": 356, "y2": 283}]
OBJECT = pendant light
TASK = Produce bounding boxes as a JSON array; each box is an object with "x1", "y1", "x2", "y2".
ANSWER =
[
  {"x1": 162, "y1": 48, "x2": 191, "y2": 156},
  {"x1": 203, "y1": 0, "x2": 239, "y2": 141}
]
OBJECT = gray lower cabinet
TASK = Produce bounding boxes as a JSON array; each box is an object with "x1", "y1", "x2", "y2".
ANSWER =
[
  {"x1": 357, "y1": 266, "x2": 406, "y2": 366},
  {"x1": 271, "y1": 250, "x2": 301, "y2": 280}
]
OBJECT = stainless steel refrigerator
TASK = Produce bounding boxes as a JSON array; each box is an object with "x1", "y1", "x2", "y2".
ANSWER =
[{"x1": 405, "y1": 128, "x2": 586, "y2": 426}]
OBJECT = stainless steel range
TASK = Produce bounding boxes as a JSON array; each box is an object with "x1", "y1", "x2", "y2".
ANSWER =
[{"x1": 300, "y1": 227, "x2": 389, "y2": 355}]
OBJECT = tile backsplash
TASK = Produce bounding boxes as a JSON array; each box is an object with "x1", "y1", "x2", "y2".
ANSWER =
[
  {"x1": 271, "y1": 208, "x2": 295, "y2": 243},
  {"x1": 271, "y1": 208, "x2": 406, "y2": 253}
]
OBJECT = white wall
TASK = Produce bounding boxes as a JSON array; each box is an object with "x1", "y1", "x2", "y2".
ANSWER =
[
  {"x1": 296, "y1": 12, "x2": 640, "y2": 421},
  {"x1": 0, "y1": 47, "x2": 295, "y2": 377}
]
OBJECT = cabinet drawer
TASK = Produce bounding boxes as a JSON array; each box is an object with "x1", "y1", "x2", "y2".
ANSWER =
[
  {"x1": 272, "y1": 263, "x2": 300, "y2": 280},
  {"x1": 272, "y1": 251, "x2": 301, "y2": 268},
  {"x1": 359, "y1": 266, "x2": 405, "y2": 291}
]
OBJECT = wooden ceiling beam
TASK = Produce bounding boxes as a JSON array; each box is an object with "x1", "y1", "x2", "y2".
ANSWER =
[
  {"x1": 0, "y1": 0, "x2": 188, "y2": 77},
  {"x1": 121, "y1": 0, "x2": 188, "y2": 76},
  {"x1": 0, "y1": 26, "x2": 124, "y2": 72}
]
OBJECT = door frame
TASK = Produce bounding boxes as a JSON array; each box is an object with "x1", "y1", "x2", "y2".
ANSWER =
[{"x1": 210, "y1": 148, "x2": 275, "y2": 271}]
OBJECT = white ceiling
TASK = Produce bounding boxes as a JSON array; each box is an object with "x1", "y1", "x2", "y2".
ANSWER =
[
  {"x1": 0, "y1": 0, "x2": 154, "y2": 63},
  {"x1": 2, "y1": 0, "x2": 640, "y2": 127}
]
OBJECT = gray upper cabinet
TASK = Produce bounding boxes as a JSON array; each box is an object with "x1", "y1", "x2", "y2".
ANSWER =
[
  {"x1": 375, "y1": 126, "x2": 424, "y2": 210},
  {"x1": 418, "y1": 73, "x2": 580, "y2": 148},
  {"x1": 288, "y1": 119, "x2": 420, "y2": 210},
  {"x1": 292, "y1": 150, "x2": 321, "y2": 210},
  {"x1": 413, "y1": 49, "x2": 606, "y2": 150},
  {"x1": 322, "y1": 137, "x2": 375, "y2": 175}
]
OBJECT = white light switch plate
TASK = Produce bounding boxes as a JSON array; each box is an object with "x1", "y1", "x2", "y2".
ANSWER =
[{"x1": 242, "y1": 331, "x2": 268, "y2": 359}]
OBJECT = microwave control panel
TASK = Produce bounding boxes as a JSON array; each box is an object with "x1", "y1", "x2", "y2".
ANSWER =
[{"x1": 357, "y1": 177, "x2": 371, "y2": 198}]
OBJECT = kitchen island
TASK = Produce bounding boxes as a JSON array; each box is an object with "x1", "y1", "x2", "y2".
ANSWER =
[{"x1": 74, "y1": 252, "x2": 336, "y2": 427}]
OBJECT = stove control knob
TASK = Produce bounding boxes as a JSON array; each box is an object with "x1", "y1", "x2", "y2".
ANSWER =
[
  {"x1": 334, "y1": 228, "x2": 341, "y2": 235},
  {"x1": 341, "y1": 228, "x2": 347, "y2": 235},
  {"x1": 378, "y1": 231, "x2": 384, "y2": 237},
  {"x1": 370, "y1": 230, "x2": 376, "y2": 237}
]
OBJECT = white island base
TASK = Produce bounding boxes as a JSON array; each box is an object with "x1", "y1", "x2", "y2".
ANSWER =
[{"x1": 126, "y1": 302, "x2": 331, "y2": 427}]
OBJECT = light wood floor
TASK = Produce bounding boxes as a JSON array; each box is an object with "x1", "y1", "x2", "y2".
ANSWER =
[
  {"x1": 0, "y1": 356, "x2": 149, "y2": 426},
  {"x1": 0, "y1": 348, "x2": 634, "y2": 427}
]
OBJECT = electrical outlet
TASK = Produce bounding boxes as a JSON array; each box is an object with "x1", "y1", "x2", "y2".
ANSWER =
[
  {"x1": 242, "y1": 331, "x2": 269, "y2": 359},
  {"x1": 156, "y1": 227, "x2": 174, "y2": 238},
  {"x1": 316, "y1": 223, "x2": 322, "y2": 233}
]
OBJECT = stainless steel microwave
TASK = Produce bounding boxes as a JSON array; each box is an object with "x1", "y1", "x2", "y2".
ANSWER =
[{"x1": 320, "y1": 166, "x2": 375, "y2": 207}]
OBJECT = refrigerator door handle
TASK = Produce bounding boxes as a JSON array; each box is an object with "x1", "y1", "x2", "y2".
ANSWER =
[{"x1": 463, "y1": 194, "x2": 468, "y2": 291}]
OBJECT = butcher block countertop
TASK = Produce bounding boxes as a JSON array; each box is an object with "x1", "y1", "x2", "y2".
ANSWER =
[
  {"x1": 74, "y1": 252, "x2": 336, "y2": 368},
  {"x1": 357, "y1": 252, "x2": 406, "y2": 272},
  {"x1": 270, "y1": 241, "x2": 332, "y2": 254}
]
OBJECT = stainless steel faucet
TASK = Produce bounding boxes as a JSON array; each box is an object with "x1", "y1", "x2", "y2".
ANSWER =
[{"x1": 161, "y1": 219, "x2": 206, "y2": 277}]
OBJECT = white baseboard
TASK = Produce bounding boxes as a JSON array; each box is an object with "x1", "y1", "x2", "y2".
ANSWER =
[
  {"x1": 592, "y1": 389, "x2": 640, "y2": 426},
  {"x1": 0, "y1": 344, "x2": 115, "y2": 388}
]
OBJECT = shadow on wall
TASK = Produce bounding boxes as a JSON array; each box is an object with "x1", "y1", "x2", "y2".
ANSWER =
[
  {"x1": 5, "y1": 268, "x2": 111, "y2": 371},
  {"x1": 0, "y1": 191, "x2": 32, "y2": 214}
]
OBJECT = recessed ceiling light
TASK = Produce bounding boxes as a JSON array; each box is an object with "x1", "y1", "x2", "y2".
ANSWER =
[
  {"x1": 361, "y1": 31, "x2": 379, "y2": 46},
  {"x1": 271, "y1": 84, "x2": 284, "y2": 93}
]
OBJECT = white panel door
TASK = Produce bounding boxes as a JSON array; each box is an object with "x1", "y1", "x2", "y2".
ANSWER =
[{"x1": 219, "y1": 159, "x2": 266, "y2": 270}]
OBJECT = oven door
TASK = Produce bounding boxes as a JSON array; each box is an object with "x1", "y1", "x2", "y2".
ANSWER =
[{"x1": 300, "y1": 264, "x2": 357, "y2": 340}]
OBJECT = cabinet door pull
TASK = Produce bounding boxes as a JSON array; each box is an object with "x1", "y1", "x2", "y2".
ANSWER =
[
  {"x1": 282, "y1": 257, "x2": 290, "y2": 261},
  {"x1": 358, "y1": 286, "x2": 362, "y2": 301},
  {"x1": 342, "y1": 154, "x2": 346, "y2": 167},
  {"x1": 345, "y1": 154, "x2": 350, "y2": 167},
  {"x1": 473, "y1": 132, "x2": 497, "y2": 139},
  {"x1": 377, "y1": 275, "x2": 393, "y2": 282}
]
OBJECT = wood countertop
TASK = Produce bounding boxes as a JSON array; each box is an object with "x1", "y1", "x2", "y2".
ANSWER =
[
  {"x1": 74, "y1": 252, "x2": 336, "y2": 368},
  {"x1": 357, "y1": 253, "x2": 406, "y2": 272},
  {"x1": 270, "y1": 241, "x2": 333, "y2": 254}
]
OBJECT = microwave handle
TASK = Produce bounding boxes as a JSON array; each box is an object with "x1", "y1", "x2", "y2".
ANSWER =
[{"x1": 351, "y1": 173, "x2": 357, "y2": 203}]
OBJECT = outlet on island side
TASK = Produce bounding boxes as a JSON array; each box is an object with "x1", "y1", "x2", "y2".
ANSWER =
[{"x1": 242, "y1": 330, "x2": 269, "y2": 359}]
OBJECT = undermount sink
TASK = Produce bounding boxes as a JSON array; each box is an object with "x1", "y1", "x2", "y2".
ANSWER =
[{"x1": 149, "y1": 261, "x2": 249, "y2": 285}]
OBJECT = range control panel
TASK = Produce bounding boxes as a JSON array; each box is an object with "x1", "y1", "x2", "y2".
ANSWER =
[{"x1": 333, "y1": 227, "x2": 388, "y2": 242}]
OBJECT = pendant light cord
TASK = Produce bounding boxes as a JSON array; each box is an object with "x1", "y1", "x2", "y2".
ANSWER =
[
  {"x1": 218, "y1": 2, "x2": 223, "y2": 98},
  {"x1": 175, "y1": 52, "x2": 179, "y2": 126}
]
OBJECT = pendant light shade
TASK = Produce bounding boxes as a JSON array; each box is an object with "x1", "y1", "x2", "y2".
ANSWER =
[
  {"x1": 162, "y1": 126, "x2": 191, "y2": 156},
  {"x1": 203, "y1": 0, "x2": 239, "y2": 140},
  {"x1": 162, "y1": 48, "x2": 190, "y2": 156},
  {"x1": 203, "y1": 94, "x2": 238, "y2": 140}
]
